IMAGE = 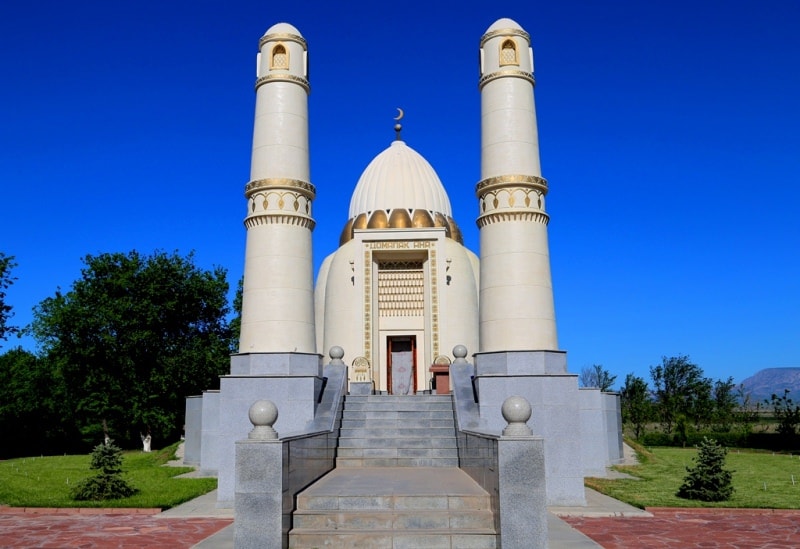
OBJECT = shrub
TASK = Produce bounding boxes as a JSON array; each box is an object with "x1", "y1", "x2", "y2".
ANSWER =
[
  {"x1": 676, "y1": 437, "x2": 734, "y2": 502},
  {"x1": 72, "y1": 440, "x2": 138, "y2": 501}
]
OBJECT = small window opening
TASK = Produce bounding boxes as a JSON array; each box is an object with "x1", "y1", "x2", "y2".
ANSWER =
[
  {"x1": 271, "y1": 44, "x2": 288, "y2": 69},
  {"x1": 499, "y1": 39, "x2": 518, "y2": 66}
]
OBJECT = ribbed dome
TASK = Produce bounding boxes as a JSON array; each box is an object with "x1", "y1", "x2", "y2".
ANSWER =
[{"x1": 348, "y1": 140, "x2": 452, "y2": 218}]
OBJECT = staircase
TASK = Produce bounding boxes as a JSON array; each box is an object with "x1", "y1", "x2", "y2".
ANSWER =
[
  {"x1": 336, "y1": 394, "x2": 460, "y2": 467},
  {"x1": 289, "y1": 394, "x2": 497, "y2": 548}
]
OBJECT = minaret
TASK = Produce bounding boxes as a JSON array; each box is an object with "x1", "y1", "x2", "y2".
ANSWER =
[
  {"x1": 238, "y1": 23, "x2": 316, "y2": 353},
  {"x1": 476, "y1": 18, "x2": 557, "y2": 352}
]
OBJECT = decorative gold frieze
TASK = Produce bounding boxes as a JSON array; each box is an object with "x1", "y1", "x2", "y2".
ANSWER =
[
  {"x1": 245, "y1": 178, "x2": 316, "y2": 199},
  {"x1": 476, "y1": 210, "x2": 550, "y2": 227},
  {"x1": 365, "y1": 240, "x2": 435, "y2": 250},
  {"x1": 430, "y1": 248, "x2": 439, "y2": 359},
  {"x1": 254, "y1": 73, "x2": 310, "y2": 93},
  {"x1": 479, "y1": 27, "x2": 531, "y2": 48},
  {"x1": 244, "y1": 214, "x2": 316, "y2": 229},
  {"x1": 478, "y1": 69, "x2": 534, "y2": 90},
  {"x1": 247, "y1": 189, "x2": 313, "y2": 222},
  {"x1": 378, "y1": 262, "x2": 424, "y2": 317},
  {"x1": 475, "y1": 174, "x2": 548, "y2": 197},
  {"x1": 363, "y1": 250, "x2": 372, "y2": 362},
  {"x1": 259, "y1": 32, "x2": 307, "y2": 50}
]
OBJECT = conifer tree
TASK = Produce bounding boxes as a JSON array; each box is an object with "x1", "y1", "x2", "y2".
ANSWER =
[
  {"x1": 72, "y1": 439, "x2": 138, "y2": 501},
  {"x1": 677, "y1": 437, "x2": 734, "y2": 502}
]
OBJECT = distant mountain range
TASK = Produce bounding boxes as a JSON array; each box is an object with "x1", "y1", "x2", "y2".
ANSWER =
[{"x1": 739, "y1": 368, "x2": 800, "y2": 403}]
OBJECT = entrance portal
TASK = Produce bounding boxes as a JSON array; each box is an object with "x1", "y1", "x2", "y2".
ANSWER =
[{"x1": 387, "y1": 336, "x2": 416, "y2": 395}]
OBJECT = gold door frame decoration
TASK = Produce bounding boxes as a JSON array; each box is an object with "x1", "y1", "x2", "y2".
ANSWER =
[{"x1": 362, "y1": 239, "x2": 440, "y2": 385}]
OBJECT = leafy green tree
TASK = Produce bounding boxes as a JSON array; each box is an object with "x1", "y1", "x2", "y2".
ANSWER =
[
  {"x1": 733, "y1": 384, "x2": 761, "y2": 435},
  {"x1": 650, "y1": 355, "x2": 712, "y2": 434},
  {"x1": 767, "y1": 389, "x2": 800, "y2": 441},
  {"x1": 72, "y1": 439, "x2": 137, "y2": 501},
  {"x1": 712, "y1": 377, "x2": 737, "y2": 432},
  {"x1": 691, "y1": 377, "x2": 715, "y2": 431},
  {"x1": 0, "y1": 253, "x2": 19, "y2": 346},
  {"x1": 579, "y1": 364, "x2": 617, "y2": 391},
  {"x1": 0, "y1": 348, "x2": 72, "y2": 458},
  {"x1": 620, "y1": 373, "x2": 652, "y2": 439},
  {"x1": 676, "y1": 437, "x2": 734, "y2": 502},
  {"x1": 229, "y1": 277, "x2": 243, "y2": 353},
  {"x1": 30, "y1": 250, "x2": 233, "y2": 449}
]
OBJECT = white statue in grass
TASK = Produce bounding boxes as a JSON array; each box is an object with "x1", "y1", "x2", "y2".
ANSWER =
[{"x1": 141, "y1": 432, "x2": 152, "y2": 452}]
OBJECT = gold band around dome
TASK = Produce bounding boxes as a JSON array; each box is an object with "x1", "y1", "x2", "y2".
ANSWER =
[
  {"x1": 255, "y1": 74, "x2": 310, "y2": 93},
  {"x1": 479, "y1": 69, "x2": 534, "y2": 90},
  {"x1": 245, "y1": 178, "x2": 316, "y2": 200},
  {"x1": 480, "y1": 27, "x2": 531, "y2": 47},
  {"x1": 338, "y1": 209, "x2": 463, "y2": 245},
  {"x1": 475, "y1": 174, "x2": 548, "y2": 197},
  {"x1": 259, "y1": 32, "x2": 307, "y2": 49}
]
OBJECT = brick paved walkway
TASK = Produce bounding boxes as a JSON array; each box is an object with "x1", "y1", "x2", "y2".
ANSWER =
[
  {"x1": 3, "y1": 505, "x2": 800, "y2": 547},
  {"x1": 562, "y1": 507, "x2": 800, "y2": 548},
  {"x1": 0, "y1": 508, "x2": 232, "y2": 548}
]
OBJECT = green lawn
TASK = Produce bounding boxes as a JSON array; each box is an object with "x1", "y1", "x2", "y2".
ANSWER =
[
  {"x1": 0, "y1": 443, "x2": 216, "y2": 509},
  {"x1": 588, "y1": 443, "x2": 800, "y2": 509}
]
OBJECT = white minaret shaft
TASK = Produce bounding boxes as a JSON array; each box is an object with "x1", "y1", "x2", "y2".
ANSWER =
[
  {"x1": 238, "y1": 23, "x2": 316, "y2": 353},
  {"x1": 477, "y1": 19, "x2": 558, "y2": 352}
]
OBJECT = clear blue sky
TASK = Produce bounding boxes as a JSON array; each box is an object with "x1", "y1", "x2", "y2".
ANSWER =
[{"x1": 2, "y1": 0, "x2": 798, "y2": 388}]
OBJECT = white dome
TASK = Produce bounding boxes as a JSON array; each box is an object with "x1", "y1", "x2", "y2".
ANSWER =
[
  {"x1": 486, "y1": 18, "x2": 523, "y2": 32},
  {"x1": 348, "y1": 140, "x2": 452, "y2": 218},
  {"x1": 263, "y1": 22, "x2": 302, "y2": 37}
]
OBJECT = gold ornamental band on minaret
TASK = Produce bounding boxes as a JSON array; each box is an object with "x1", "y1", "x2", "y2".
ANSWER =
[
  {"x1": 478, "y1": 69, "x2": 534, "y2": 90},
  {"x1": 475, "y1": 174, "x2": 548, "y2": 197},
  {"x1": 259, "y1": 32, "x2": 307, "y2": 50},
  {"x1": 255, "y1": 73, "x2": 310, "y2": 93},
  {"x1": 479, "y1": 26, "x2": 530, "y2": 47},
  {"x1": 244, "y1": 214, "x2": 316, "y2": 230},
  {"x1": 476, "y1": 210, "x2": 550, "y2": 227},
  {"x1": 245, "y1": 178, "x2": 316, "y2": 200}
]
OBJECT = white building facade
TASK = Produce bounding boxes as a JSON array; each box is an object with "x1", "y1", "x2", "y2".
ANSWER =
[{"x1": 185, "y1": 18, "x2": 623, "y2": 508}]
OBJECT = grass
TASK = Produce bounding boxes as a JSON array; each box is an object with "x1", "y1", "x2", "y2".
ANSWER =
[
  {"x1": 587, "y1": 440, "x2": 800, "y2": 509},
  {"x1": 0, "y1": 442, "x2": 217, "y2": 509}
]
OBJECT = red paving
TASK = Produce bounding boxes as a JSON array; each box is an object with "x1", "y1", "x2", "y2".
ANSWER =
[
  {"x1": 562, "y1": 507, "x2": 800, "y2": 548},
  {"x1": 0, "y1": 508, "x2": 231, "y2": 549},
  {"x1": 2, "y1": 506, "x2": 800, "y2": 548}
]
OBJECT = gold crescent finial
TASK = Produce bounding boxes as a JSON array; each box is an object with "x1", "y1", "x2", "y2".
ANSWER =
[{"x1": 394, "y1": 107, "x2": 404, "y2": 121}]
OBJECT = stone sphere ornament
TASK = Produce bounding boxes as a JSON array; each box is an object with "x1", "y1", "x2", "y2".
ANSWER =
[
  {"x1": 329, "y1": 346, "x2": 345, "y2": 363},
  {"x1": 452, "y1": 345, "x2": 468, "y2": 363},
  {"x1": 248, "y1": 399, "x2": 279, "y2": 440},
  {"x1": 501, "y1": 395, "x2": 533, "y2": 436}
]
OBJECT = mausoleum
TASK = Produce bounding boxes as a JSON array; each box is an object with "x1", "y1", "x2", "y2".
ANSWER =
[{"x1": 185, "y1": 17, "x2": 623, "y2": 547}]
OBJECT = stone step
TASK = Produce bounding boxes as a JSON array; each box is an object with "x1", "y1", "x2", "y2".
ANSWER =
[
  {"x1": 290, "y1": 467, "x2": 496, "y2": 548},
  {"x1": 342, "y1": 401, "x2": 454, "y2": 412},
  {"x1": 339, "y1": 427, "x2": 456, "y2": 439},
  {"x1": 340, "y1": 417, "x2": 456, "y2": 428},
  {"x1": 337, "y1": 447, "x2": 458, "y2": 459},
  {"x1": 345, "y1": 394, "x2": 452, "y2": 401},
  {"x1": 293, "y1": 509, "x2": 494, "y2": 530},
  {"x1": 341, "y1": 409, "x2": 456, "y2": 420},
  {"x1": 338, "y1": 438, "x2": 457, "y2": 450},
  {"x1": 289, "y1": 530, "x2": 497, "y2": 548},
  {"x1": 336, "y1": 456, "x2": 460, "y2": 467}
]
